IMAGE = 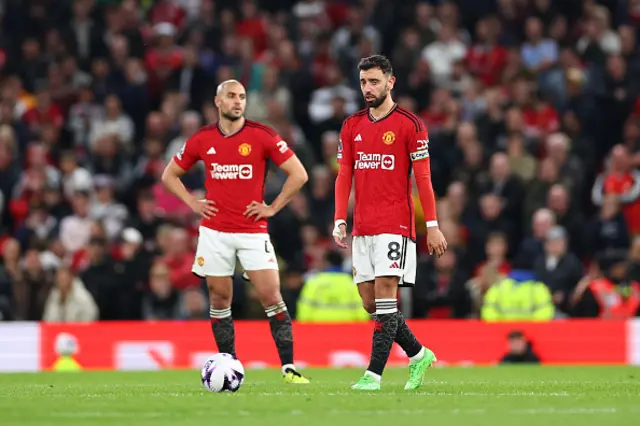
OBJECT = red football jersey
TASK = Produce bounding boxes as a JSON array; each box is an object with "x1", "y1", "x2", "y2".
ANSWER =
[
  {"x1": 337, "y1": 105, "x2": 430, "y2": 240},
  {"x1": 173, "y1": 120, "x2": 294, "y2": 233}
]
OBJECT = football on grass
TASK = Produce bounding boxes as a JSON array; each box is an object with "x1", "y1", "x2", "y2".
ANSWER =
[{"x1": 200, "y1": 353, "x2": 245, "y2": 393}]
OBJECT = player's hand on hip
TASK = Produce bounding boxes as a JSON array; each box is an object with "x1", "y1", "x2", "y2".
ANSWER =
[
  {"x1": 244, "y1": 201, "x2": 275, "y2": 221},
  {"x1": 189, "y1": 199, "x2": 218, "y2": 219},
  {"x1": 427, "y1": 227, "x2": 447, "y2": 257},
  {"x1": 332, "y1": 220, "x2": 348, "y2": 249}
]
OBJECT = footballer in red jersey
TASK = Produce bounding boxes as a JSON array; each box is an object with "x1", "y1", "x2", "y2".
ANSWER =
[
  {"x1": 162, "y1": 80, "x2": 309, "y2": 384},
  {"x1": 333, "y1": 55, "x2": 447, "y2": 391}
]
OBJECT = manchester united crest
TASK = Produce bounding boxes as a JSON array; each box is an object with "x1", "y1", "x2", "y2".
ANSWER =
[
  {"x1": 238, "y1": 143, "x2": 252, "y2": 156},
  {"x1": 197, "y1": 256, "x2": 205, "y2": 267},
  {"x1": 382, "y1": 131, "x2": 396, "y2": 145}
]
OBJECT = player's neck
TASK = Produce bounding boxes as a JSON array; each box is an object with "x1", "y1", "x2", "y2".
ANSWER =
[
  {"x1": 218, "y1": 116, "x2": 246, "y2": 136},
  {"x1": 369, "y1": 98, "x2": 396, "y2": 122}
]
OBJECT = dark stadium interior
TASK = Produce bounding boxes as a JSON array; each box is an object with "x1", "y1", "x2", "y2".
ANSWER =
[{"x1": 1, "y1": 0, "x2": 640, "y2": 322}]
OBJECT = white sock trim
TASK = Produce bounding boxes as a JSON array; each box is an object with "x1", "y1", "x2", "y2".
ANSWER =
[
  {"x1": 282, "y1": 363, "x2": 296, "y2": 375},
  {"x1": 209, "y1": 307, "x2": 231, "y2": 319},
  {"x1": 364, "y1": 370, "x2": 381, "y2": 383},
  {"x1": 375, "y1": 298, "x2": 397, "y2": 315},
  {"x1": 409, "y1": 347, "x2": 425, "y2": 363},
  {"x1": 265, "y1": 301, "x2": 287, "y2": 317}
]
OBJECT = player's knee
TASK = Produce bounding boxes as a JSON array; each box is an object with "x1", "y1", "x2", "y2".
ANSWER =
[
  {"x1": 208, "y1": 289, "x2": 232, "y2": 309},
  {"x1": 362, "y1": 300, "x2": 375, "y2": 314},
  {"x1": 260, "y1": 293, "x2": 282, "y2": 308}
]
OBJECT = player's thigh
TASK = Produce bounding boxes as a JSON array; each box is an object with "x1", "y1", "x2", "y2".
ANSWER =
[
  {"x1": 357, "y1": 281, "x2": 376, "y2": 314},
  {"x1": 373, "y1": 234, "x2": 408, "y2": 279},
  {"x1": 236, "y1": 234, "x2": 281, "y2": 306},
  {"x1": 205, "y1": 276, "x2": 233, "y2": 308},
  {"x1": 192, "y1": 227, "x2": 236, "y2": 278},
  {"x1": 352, "y1": 236, "x2": 375, "y2": 285},
  {"x1": 373, "y1": 234, "x2": 412, "y2": 299}
]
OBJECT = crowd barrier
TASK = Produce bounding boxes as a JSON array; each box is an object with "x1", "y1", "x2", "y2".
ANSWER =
[{"x1": 1, "y1": 320, "x2": 640, "y2": 372}]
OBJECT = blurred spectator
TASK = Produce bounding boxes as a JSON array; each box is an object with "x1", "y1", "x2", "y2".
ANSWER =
[
  {"x1": 160, "y1": 227, "x2": 200, "y2": 290},
  {"x1": 515, "y1": 208, "x2": 555, "y2": 269},
  {"x1": 521, "y1": 16, "x2": 558, "y2": 73},
  {"x1": 546, "y1": 184, "x2": 585, "y2": 258},
  {"x1": 42, "y1": 265, "x2": 98, "y2": 322},
  {"x1": 592, "y1": 144, "x2": 640, "y2": 234},
  {"x1": 413, "y1": 250, "x2": 470, "y2": 319},
  {"x1": 180, "y1": 287, "x2": 208, "y2": 320},
  {"x1": 499, "y1": 330, "x2": 541, "y2": 364},
  {"x1": 482, "y1": 271, "x2": 554, "y2": 321},
  {"x1": 89, "y1": 95, "x2": 135, "y2": 153},
  {"x1": 534, "y1": 226, "x2": 583, "y2": 314},
  {"x1": 58, "y1": 190, "x2": 92, "y2": 254},
  {"x1": 297, "y1": 250, "x2": 367, "y2": 323},
  {"x1": 89, "y1": 175, "x2": 128, "y2": 241},
  {"x1": 422, "y1": 23, "x2": 467, "y2": 86},
  {"x1": 0, "y1": 0, "x2": 638, "y2": 322},
  {"x1": 80, "y1": 236, "x2": 118, "y2": 320},
  {"x1": 588, "y1": 195, "x2": 630, "y2": 256},
  {"x1": 571, "y1": 254, "x2": 640, "y2": 318},
  {"x1": 143, "y1": 262, "x2": 180, "y2": 320},
  {"x1": 13, "y1": 248, "x2": 54, "y2": 321}
]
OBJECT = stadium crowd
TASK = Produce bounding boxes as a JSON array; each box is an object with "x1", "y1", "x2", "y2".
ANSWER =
[{"x1": 0, "y1": 0, "x2": 640, "y2": 322}]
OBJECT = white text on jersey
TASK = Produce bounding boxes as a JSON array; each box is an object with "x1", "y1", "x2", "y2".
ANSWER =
[
  {"x1": 210, "y1": 163, "x2": 253, "y2": 180},
  {"x1": 354, "y1": 152, "x2": 395, "y2": 170}
]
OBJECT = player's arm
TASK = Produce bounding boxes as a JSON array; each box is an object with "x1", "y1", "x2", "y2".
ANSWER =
[
  {"x1": 245, "y1": 137, "x2": 308, "y2": 221},
  {"x1": 271, "y1": 155, "x2": 308, "y2": 213},
  {"x1": 409, "y1": 126, "x2": 447, "y2": 257},
  {"x1": 161, "y1": 136, "x2": 217, "y2": 218},
  {"x1": 333, "y1": 121, "x2": 353, "y2": 248}
]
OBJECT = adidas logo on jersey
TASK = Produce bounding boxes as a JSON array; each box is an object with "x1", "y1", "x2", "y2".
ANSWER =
[
  {"x1": 207, "y1": 147, "x2": 216, "y2": 155},
  {"x1": 354, "y1": 134, "x2": 362, "y2": 142},
  {"x1": 390, "y1": 261, "x2": 400, "y2": 269}
]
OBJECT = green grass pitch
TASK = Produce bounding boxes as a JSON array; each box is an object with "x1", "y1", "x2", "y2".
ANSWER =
[{"x1": 2, "y1": 366, "x2": 640, "y2": 426}]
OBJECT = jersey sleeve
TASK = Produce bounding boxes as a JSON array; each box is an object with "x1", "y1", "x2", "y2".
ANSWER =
[
  {"x1": 406, "y1": 118, "x2": 438, "y2": 226},
  {"x1": 334, "y1": 119, "x2": 353, "y2": 222},
  {"x1": 173, "y1": 132, "x2": 201, "y2": 170},
  {"x1": 337, "y1": 119, "x2": 353, "y2": 166},
  {"x1": 407, "y1": 122, "x2": 430, "y2": 162},
  {"x1": 264, "y1": 133, "x2": 295, "y2": 166}
]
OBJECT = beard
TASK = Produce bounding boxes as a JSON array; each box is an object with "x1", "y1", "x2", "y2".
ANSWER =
[
  {"x1": 221, "y1": 110, "x2": 243, "y2": 121},
  {"x1": 364, "y1": 91, "x2": 388, "y2": 108}
]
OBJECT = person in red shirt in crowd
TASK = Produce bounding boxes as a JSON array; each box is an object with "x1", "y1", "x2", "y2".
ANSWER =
[
  {"x1": 161, "y1": 79, "x2": 309, "y2": 383},
  {"x1": 466, "y1": 15, "x2": 507, "y2": 87},
  {"x1": 333, "y1": 55, "x2": 446, "y2": 391},
  {"x1": 159, "y1": 227, "x2": 200, "y2": 290},
  {"x1": 236, "y1": 0, "x2": 267, "y2": 56},
  {"x1": 144, "y1": 23, "x2": 183, "y2": 102},
  {"x1": 22, "y1": 88, "x2": 64, "y2": 132},
  {"x1": 592, "y1": 144, "x2": 640, "y2": 234},
  {"x1": 474, "y1": 232, "x2": 512, "y2": 278},
  {"x1": 149, "y1": 0, "x2": 186, "y2": 30}
]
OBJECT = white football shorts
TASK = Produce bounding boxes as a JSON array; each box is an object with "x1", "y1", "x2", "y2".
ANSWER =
[
  {"x1": 192, "y1": 227, "x2": 278, "y2": 277},
  {"x1": 351, "y1": 234, "x2": 417, "y2": 287}
]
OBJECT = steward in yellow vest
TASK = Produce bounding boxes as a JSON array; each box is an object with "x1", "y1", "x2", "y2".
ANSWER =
[{"x1": 297, "y1": 251, "x2": 370, "y2": 323}]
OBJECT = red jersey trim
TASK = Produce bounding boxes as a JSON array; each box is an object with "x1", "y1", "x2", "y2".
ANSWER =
[
  {"x1": 396, "y1": 107, "x2": 426, "y2": 133},
  {"x1": 245, "y1": 120, "x2": 278, "y2": 137}
]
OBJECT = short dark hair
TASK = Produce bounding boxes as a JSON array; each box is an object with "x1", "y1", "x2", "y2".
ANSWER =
[{"x1": 358, "y1": 55, "x2": 393, "y2": 76}]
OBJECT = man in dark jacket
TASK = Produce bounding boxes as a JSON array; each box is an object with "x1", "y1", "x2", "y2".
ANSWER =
[{"x1": 500, "y1": 330, "x2": 541, "y2": 364}]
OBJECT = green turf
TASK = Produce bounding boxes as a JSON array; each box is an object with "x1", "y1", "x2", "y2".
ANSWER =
[{"x1": 1, "y1": 367, "x2": 640, "y2": 426}]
